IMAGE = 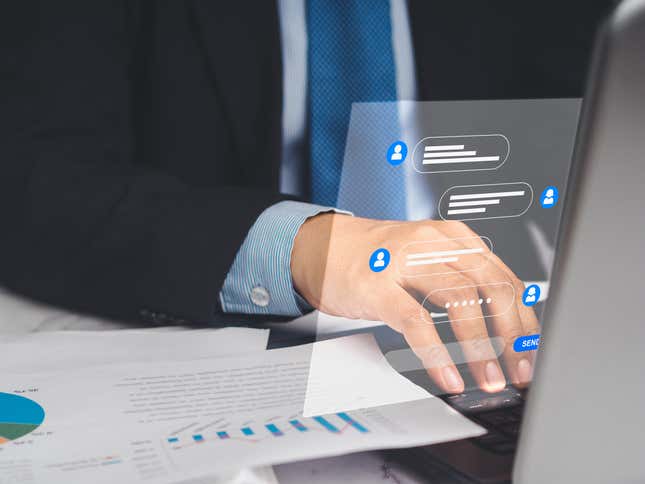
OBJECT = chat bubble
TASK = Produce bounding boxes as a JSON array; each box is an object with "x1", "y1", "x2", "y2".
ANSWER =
[
  {"x1": 385, "y1": 337, "x2": 506, "y2": 371},
  {"x1": 438, "y1": 182, "x2": 534, "y2": 221},
  {"x1": 421, "y1": 282, "x2": 516, "y2": 324},
  {"x1": 412, "y1": 134, "x2": 510, "y2": 174},
  {"x1": 396, "y1": 236, "x2": 493, "y2": 278}
]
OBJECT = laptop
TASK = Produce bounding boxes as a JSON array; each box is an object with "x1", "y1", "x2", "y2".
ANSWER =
[
  {"x1": 388, "y1": 1, "x2": 645, "y2": 482},
  {"x1": 270, "y1": 2, "x2": 643, "y2": 480}
]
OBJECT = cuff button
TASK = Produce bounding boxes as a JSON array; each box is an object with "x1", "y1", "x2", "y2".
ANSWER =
[{"x1": 250, "y1": 286, "x2": 270, "y2": 307}]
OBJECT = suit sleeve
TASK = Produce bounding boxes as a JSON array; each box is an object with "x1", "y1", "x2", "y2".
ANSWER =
[{"x1": 0, "y1": 2, "x2": 288, "y2": 325}]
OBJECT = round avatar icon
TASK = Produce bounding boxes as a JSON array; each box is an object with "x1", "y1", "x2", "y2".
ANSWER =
[
  {"x1": 522, "y1": 284, "x2": 541, "y2": 307},
  {"x1": 386, "y1": 141, "x2": 408, "y2": 166},
  {"x1": 369, "y1": 248, "x2": 391, "y2": 272},
  {"x1": 540, "y1": 186, "x2": 559, "y2": 208}
]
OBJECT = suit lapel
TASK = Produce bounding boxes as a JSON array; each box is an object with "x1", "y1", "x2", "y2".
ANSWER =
[{"x1": 188, "y1": 1, "x2": 283, "y2": 189}]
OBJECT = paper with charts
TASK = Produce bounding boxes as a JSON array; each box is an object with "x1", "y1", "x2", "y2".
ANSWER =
[{"x1": 0, "y1": 334, "x2": 484, "y2": 484}]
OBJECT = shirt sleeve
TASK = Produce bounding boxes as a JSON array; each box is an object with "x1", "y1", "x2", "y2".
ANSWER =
[{"x1": 219, "y1": 200, "x2": 350, "y2": 317}]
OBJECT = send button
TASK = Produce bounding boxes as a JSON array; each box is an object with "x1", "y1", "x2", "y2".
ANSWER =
[{"x1": 513, "y1": 334, "x2": 540, "y2": 352}]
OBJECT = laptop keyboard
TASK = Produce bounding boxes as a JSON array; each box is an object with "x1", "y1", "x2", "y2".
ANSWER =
[{"x1": 443, "y1": 386, "x2": 526, "y2": 455}]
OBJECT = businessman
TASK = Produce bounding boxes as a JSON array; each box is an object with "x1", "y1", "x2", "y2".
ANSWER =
[{"x1": 0, "y1": 1, "x2": 609, "y2": 393}]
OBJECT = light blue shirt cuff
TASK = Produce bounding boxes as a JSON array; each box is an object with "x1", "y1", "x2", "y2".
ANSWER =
[{"x1": 219, "y1": 200, "x2": 350, "y2": 317}]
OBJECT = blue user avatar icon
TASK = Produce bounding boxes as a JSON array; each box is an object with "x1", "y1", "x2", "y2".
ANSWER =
[
  {"x1": 540, "y1": 186, "x2": 559, "y2": 208},
  {"x1": 522, "y1": 284, "x2": 541, "y2": 307},
  {"x1": 369, "y1": 248, "x2": 390, "y2": 272},
  {"x1": 386, "y1": 141, "x2": 407, "y2": 166}
]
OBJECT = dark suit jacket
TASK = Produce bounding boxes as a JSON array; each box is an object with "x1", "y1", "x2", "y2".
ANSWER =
[{"x1": 0, "y1": 1, "x2": 612, "y2": 325}]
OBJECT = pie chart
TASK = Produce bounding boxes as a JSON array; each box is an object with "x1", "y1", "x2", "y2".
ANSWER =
[{"x1": 0, "y1": 392, "x2": 45, "y2": 444}]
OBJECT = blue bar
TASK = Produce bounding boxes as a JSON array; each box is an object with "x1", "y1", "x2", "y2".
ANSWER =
[
  {"x1": 241, "y1": 427, "x2": 254, "y2": 436},
  {"x1": 337, "y1": 412, "x2": 369, "y2": 433},
  {"x1": 216, "y1": 431, "x2": 230, "y2": 439},
  {"x1": 289, "y1": 419, "x2": 308, "y2": 432},
  {"x1": 313, "y1": 416, "x2": 339, "y2": 433},
  {"x1": 167, "y1": 437, "x2": 179, "y2": 443},
  {"x1": 192, "y1": 434, "x2": 204, "y2": 442},
  {"x1": 265, "y1": 423, "x2": 284, "y2": 436}
]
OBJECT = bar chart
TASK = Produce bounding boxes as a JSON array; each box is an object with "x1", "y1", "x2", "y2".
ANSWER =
[
  {"x1": 159, "y1": 399, "x2": 485, "y2": 474},
  {"x1": 166, "y1": 412, "x2": 369, "y2": 447}
]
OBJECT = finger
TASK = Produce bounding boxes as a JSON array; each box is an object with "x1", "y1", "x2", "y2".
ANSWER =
[
  {"x1": 488, "y1": 266, "x2": 540, "y2": 385},
  {"x1": 378, "y1": 285, "x2": 465, "y2": 394},
  {"x1": 435, "y1": 223, "x2": 540, "y2": 384},
  {"x1": 466, "y1": 251, "x2": 540, "y2": 385},
  {"x1": 450, "y1": 253, "x2": 536, "y2": 386},
  {"x1": 475, "y1": 280, "x2": 530, "y2": 386},
  {"x1": 426, "y1": 278, "x2": 506, "y2": 393},
  {"x1": 399, "y1": 222, "x2": 538, "y2": 386},
  {"x1": 402, "y1": 242, "x2": 513, "y2": 391},
  {"x1": 488, "y1": 252, "x2": 542, "y2": 333}
]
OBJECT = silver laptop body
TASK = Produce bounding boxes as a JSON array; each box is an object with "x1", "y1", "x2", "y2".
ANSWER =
[{"x1": 514, "y1": 1, "x2": 645, "y2": 482}]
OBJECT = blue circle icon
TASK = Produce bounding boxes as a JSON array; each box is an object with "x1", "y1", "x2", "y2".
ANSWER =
[
  {"x1": 522, "y1": 284, "x2": 541, "y2": 307},
  {"x1": 540, "y1": 186, "x2": 559, "y2": 208},
  {"x1": 386, "y1": 141, "x2": 407, "y2": 166},
  {"x1": 369, "y1": 248, "x2": 390, "y2": 272}
]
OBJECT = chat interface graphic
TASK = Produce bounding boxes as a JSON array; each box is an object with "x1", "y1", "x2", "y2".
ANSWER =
[
  {"x1": 396, "y1": 236, "x2": 493, "y2": 278},
  {"x1": 421, "y1": 282, "x2": 516, "y2": 325},
  {"x1": 438, "y1": 182, "x2": 534, "y2": 221},
  {"x1": 339, "y1": 99, "x2": 578, "y2": 397},
  {"x1": 413, "y1": 134, "x2": 509, "y2": 174}
]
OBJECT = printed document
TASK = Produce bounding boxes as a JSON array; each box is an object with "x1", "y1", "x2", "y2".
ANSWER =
[{"x1": 0, "y1": 333, "x2": 484, "y2": 483}]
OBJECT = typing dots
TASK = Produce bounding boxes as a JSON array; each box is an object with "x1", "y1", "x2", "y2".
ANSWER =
[{"x1": 444, "y1": 297, "x2": 493, "y2": 309}]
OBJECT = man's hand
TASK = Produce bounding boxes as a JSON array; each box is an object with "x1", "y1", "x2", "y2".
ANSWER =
[{"x1": 291, "y1": 213, "x2": 540, "y2": 394}]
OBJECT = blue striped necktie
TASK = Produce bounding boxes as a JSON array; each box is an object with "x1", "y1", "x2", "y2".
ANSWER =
[{"x1": 308, "y1": 0, "x2": 406, "y2": 219}]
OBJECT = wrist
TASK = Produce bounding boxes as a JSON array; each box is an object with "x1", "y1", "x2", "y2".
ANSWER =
[{"x1": 291, "y1": 212, "x2": 337, "y2": 308}]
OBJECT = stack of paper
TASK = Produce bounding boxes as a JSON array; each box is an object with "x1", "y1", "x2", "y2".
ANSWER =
[{"x1": 0, "y1": 328, "x2": 484, "y2": 483}]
